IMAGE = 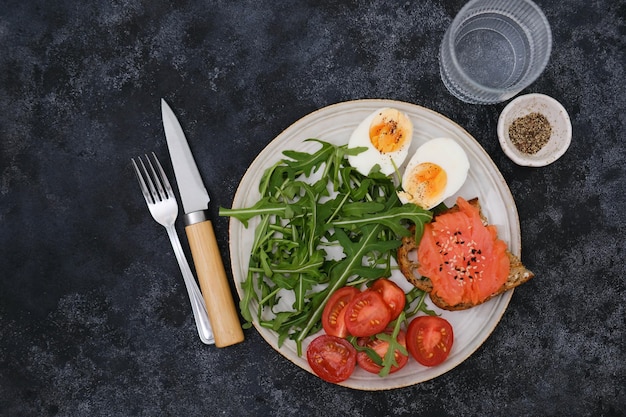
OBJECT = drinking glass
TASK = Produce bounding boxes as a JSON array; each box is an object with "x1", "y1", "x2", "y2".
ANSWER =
[{"x1": 439, "y1": 0, "x2": 552, "y2": 105}]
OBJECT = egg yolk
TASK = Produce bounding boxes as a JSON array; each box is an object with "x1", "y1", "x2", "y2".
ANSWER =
[
  {"x1": 369, "y1": 109, "x2": 411, "y2": 154},
  {"x1": 402, "y1": 162, "x2": 448, "y2": 208}
]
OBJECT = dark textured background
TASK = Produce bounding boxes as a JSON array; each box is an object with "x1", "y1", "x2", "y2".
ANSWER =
[{"x1": 1, "y1": 0, "x2": 625, "y2": 416}]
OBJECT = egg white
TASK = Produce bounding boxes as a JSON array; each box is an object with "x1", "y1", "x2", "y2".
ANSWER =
[
  {"x1": 347, "y1": 108, "x2": 413, "y2": 176},
  {"x1": 399, "y1": 137, "x2": 470, "y2": 209}
]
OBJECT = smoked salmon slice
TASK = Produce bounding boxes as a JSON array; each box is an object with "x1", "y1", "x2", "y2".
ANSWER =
[{"x1": 417, "y1": 197, "x2": 510, "y2": 307}]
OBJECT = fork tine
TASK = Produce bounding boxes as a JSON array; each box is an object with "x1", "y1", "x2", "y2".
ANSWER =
[
  {"x1": 131, "y1": 157, "x2": 154, "y2": 205},
  {"x1": 139, "y1": 155, "x2": 162, "y2": 203},
  {"x1": 149, "y1": 152, "x2": 175, "y2": 200},
  {"x1": 144, "y1": 153, "x2": 168, "y2": 202}
]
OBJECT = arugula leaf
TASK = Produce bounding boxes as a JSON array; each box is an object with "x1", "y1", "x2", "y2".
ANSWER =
[
  {"x1": 330, "y1": 204, "x2": 432, "y2": 238},
  {"x1": 405, "y1": 287, "x2": 438, "y2": 318},
  {"x1": 220, "y1": 198, "x2": 293, "y2": 228},
  {"x1": 376, "y1": 312, "x2": 410, "y2": 377},
  {"x1": 346, "y1": 312, "x2": 410, "y2": 378},
  {"x1": 220, "y1": 139, "x2": 433, "y2": 356}
]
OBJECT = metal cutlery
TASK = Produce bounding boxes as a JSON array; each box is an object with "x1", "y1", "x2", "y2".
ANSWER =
[
  {"x1": 161, "y1": 99, "x2": 244, "y2": 348},
  {"x1": 131, "y1": 152, "x2": 215, "y2": 345}
]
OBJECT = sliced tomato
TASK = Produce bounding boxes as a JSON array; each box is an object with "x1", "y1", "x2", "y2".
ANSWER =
[
  {"x1": 406, "y1": 316, "x2": 454, "y2": 367},
  {"x1": 322, "y1": 286, "x2": 360, "y2": 338},
  {"x1": 370, "y1": 279, "x2": 406, "y2": 320},
  {"x1": 306, "y1": 334, "x2": 357, "y2": 383},
  {"x1": 344, "y1": 290, "x2": 392, "y2": 337},
  {"x1": 357, "y1": 329, "x2": 409, "y2": 374}
]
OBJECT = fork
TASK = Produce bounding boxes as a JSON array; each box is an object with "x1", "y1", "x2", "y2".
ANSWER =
[{"x1": 131, "y1": 152, "x2": 215, "y2": 345}]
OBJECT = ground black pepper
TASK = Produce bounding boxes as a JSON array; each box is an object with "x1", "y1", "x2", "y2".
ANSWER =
[{"x1": 508, "y1": 112, "x2": 552, "y2": 154}]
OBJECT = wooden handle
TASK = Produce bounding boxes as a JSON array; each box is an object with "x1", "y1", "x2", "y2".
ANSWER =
[{"x1": 185, "y1": 220, "x2": 244, "y2": 347}]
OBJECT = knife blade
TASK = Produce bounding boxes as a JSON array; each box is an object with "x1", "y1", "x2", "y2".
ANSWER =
[{"x1": 161, "y1": 98, "x2": 244, "y2": 348}]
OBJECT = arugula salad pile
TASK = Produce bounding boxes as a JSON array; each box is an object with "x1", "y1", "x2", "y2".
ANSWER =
[{"x1": 219, "y1": 139, "x2": 434, "y2": 358}]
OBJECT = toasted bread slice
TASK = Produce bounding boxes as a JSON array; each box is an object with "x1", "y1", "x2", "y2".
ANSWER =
[{"x1": 397, "y1": 198, "x2": 534, "y2": 311}]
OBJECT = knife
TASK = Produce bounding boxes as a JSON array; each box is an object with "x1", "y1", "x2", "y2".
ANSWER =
[{"x1": 161, "y1": 98, "x2": 244, "y2": 348}]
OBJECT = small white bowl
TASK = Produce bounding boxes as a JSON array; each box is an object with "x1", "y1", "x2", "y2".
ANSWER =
[{"x1": 497, "y1": 93, "x2": 572, "y2": 167}]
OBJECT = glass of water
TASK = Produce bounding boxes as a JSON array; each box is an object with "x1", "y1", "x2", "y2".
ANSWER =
[{"x1": 439, "y1": 0, "x2": 552, "y2": 105}]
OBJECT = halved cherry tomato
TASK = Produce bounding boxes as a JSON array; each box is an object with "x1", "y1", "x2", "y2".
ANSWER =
[
  {"x1": 306, "y1": 334, "x2": 357, "y2": 383},
  {"x1": 357, "y1": 329, "x2": 409, "y2": 374},
  {"x1": 406, "y1": 316, "x2": 454, "y2": 367},
  {"x1": 322, "y1": 286, "x2": 360, "y2": 338},
  {"x1": 370, "y1": 279, "x2": 406, "y2": 320},
  {"x1": 344, "y1": 290, "x2": 392, "y2": 337}
]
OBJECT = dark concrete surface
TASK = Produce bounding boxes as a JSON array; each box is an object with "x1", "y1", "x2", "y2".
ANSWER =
[{"x1": 1, "y1": 0, "x2": 624, "y2": 416}]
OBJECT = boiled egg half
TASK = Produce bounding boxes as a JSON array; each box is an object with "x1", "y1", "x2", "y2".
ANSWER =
[
  {"x1": 347, "y1": 108, "x2": 413, "y2": 176},
  {"x1": 398, "y1": 137, "x2": 469, "y2": 210}
]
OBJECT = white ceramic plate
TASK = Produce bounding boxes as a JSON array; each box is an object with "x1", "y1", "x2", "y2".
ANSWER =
[{"x1": 228, "y1": 99, "x2": 520, "y2": 390}]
